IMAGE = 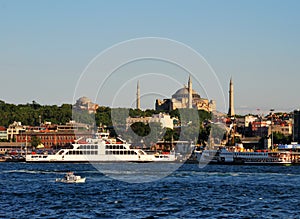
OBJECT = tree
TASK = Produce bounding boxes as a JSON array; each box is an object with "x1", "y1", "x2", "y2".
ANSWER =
[
  {"x1": 130, "y1": 122, "x2": 150, "y2": 137},
  {"x1": 31, "y1": 136, "x2": 42, "y2": 147},
  {"x1": 273, "y1": 132, "x2": 291, "y2": 145},
  {"x1": 163, "y1": 128, "x2": 179, "y2": 141}
]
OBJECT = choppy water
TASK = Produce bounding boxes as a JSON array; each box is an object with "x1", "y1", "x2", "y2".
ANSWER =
[{"x1": 1, "y1": 163, "x2": 300, "y2": 218}]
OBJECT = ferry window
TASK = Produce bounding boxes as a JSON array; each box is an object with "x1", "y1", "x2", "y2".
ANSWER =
[
  {"x1": 116, "y1": 151, "x2": 119, "y2": 155},
  {"x1": 124, "y1": 151, "x2": 127, "y2": 155},
  {"x1": 86, "y1": 145, "x2": 90, "y2": 149},
  {"x1": 105, "y1": 151, "x2": 108, "y2": 155},
  {"x1": 91, "y1": 145, "x2": 94, "y2": 150},
  {"x1": 83, "y1": 151, "x2": 86, "y2": 155},
  {"x1": 120, "y1": 151, "x2": 123, "y2": 155},
  {"x1": 95, "y1": 145, "x2": 98, "y2": 150},
  {"x1": 113, "y1": 145, "x2": 116, "y2": 150},
  {"x1": 105, "y1": 145, "x2": 108, "y2": 149},
  {"x1": 112, "y1": 151, "x2": 116, "y2": 155},
  {"x1": 91, "y1": 151, "x2": 95, "y2": 155},
  {"x1": 79, "y1": 151, "x2": 83, "y2": 155},
  {"x1": 86, "y1": 151, "x2": 90, "y2": 155},
  {"x1": 95, "y1": 151, "x2": 98, "y2": 155},
  {"x1": 66, "y1": 152, "x2": 69, "y2": 155}
]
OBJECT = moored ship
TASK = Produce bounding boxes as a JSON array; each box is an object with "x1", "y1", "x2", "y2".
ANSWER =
[{"x1": 195, "y1": 146, "x2": 300, "y2": 165}]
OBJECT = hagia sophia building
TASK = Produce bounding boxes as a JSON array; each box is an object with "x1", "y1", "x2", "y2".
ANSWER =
[{"x1": 154, "y1": 76, "x2": 216, "y2": 112}]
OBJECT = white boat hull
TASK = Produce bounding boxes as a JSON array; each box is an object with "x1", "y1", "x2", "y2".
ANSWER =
[{"x1": 55, "y1": 177, "x2": 86, "y2": 183}]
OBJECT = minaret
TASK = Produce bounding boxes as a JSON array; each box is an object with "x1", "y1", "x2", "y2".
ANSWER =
[
  {"x1": 188, "y1": 75, "x2": 192, "y2": 109},
  {"x1": 136, "y1": 80, "x2": 141, "y2": 110},
  {"x1": 228, "y1": 77, "x2": 235, "y2": 117}
]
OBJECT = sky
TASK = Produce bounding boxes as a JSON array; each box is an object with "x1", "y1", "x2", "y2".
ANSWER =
[{"x1": 1, "y1": 0, "x2": 300, "y2": 115}]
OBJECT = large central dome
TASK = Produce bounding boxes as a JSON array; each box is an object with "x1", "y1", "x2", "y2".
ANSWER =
[
  {"x1": 172, "y1": 87, "x2": 200, "y2": 100},
  {"x1": 155, "y1": 76, "x2": 215, "y2": 112}
]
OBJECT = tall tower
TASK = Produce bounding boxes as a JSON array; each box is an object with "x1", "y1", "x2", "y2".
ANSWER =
[
  {"x1": 136, "y1": 80, "x2": 141, "y2": 110},
  {"x1": 228, "y1": 77, "x2": 235, "y2": 117},
  {"x1": 188, "y1": 75, "x2": 193, "y2": 109},
  {"x1": 293, "y1": 109, "x2": 300, "y2": 143}
]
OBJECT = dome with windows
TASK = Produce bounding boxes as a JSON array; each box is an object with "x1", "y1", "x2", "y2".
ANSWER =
[{"x1": 172, "y1": 87, "x2": 200, "y2": 101}]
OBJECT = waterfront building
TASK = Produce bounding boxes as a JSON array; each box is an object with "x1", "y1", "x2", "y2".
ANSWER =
[
  {"x1": 271, "y1": 120, "x2": 292, "y2": 136},
  {"x1": 0, "y1": 142, "x2": 27, "y2": 154},
  {"x1": 0, "y1": 126, "x2": 7, "y2": 140},
  {"x1": 251, "y1": 120, "x2": 270, "y2": 137},
  {"x1": 155, "y1": 76, "x2": 216, "y2": 112},
  {"x1": 7, "y1": 121, "x2": 25, "y2": 141},
  {"x1": 244, "y1": 114, "x2": 292, "y2": 138},
  {"x1": 14, "y1": 121, "x2": 93, "y2": 149},
  {"x1": 15, "y1": 131, "x2": 92, "y2": 148},
  {"x1": 57, "y1": 120, "x2": 91, "y2": 132},
  {"x1": 245, "y1": 115, "x2": 258, "y2": 127},
  {"x1": 149, "y1": 113, "x2": 174, "y2": 129},
  {"x1": 126, "y1": 113, "x2": 175, "y2": 129}
]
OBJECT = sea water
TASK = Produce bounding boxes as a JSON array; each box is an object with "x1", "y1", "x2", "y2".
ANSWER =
[{"x1": 1, "y1": 163, "x2": 300, "y2": 218}]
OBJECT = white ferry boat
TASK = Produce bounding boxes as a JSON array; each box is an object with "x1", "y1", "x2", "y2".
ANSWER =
[
  {"x1": 196, "y1": 147, "x2": 293, "y2": 165},
  {"x1": 26, "y1": 133, "x2": 155, "y2": 163}
]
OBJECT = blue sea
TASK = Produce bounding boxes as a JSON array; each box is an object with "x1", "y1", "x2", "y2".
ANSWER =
[{"x1": 1, "y1": 162, "x2": 300, "y2": 219}]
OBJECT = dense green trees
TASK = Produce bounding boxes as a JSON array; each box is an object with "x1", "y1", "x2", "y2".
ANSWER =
[
  {"x1": 272, "y1": 132, "x2": 292, "y2": 145},
  {"x1": 0, "y1": 100, "x2": 72, "y2": 127},
  {"x1": 31, "y1": 136, "x2": 42, "y2": 147},
  {"x1": 0, "y1": 100, "x2": 213, "y2": 145}
]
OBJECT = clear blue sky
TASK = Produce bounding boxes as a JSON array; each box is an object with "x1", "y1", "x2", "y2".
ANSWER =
[{"x1": 1, "y1": 0, "x2": 300, "y2": 114}]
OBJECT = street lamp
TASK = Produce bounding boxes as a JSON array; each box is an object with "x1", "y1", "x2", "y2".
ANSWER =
[{"x1": 270, "y1": 109, "x2": 275, "y2": 150}]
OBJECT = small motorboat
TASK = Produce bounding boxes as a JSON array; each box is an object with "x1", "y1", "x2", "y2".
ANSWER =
[{"x1": 55, "y1": 172, "x2": 86, "y2": 183}]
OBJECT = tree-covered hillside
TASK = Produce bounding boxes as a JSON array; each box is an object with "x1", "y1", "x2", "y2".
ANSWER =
[{"x1": 0, "y1": 100, "x2": 72, "y2": 127}]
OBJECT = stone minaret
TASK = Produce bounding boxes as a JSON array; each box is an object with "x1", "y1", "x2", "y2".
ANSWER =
[
  {"x1": 136, "y1": 80, "x2": 141, "y2": 110},
  {"x1": 188, "y1": 75, "x2": 192, "y2": 109},
  {"x1": 228, "y1": 77, "x2": 235, "y2": 117}
]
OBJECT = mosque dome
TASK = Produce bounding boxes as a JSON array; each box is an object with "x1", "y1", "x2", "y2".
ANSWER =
[
  {"x1": 172, "y1": 87, "x2": 200, "y2": 100},
  {"x1": 77, "y1": 96, "x2": 91, "y2": 105}
]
